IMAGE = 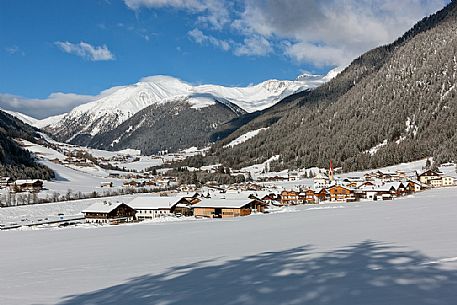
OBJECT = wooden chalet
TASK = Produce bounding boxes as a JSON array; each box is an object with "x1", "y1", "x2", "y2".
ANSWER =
[
  {"x1": 173, "y1": 194, "x2": 202, "y2": 216},
  {"x1": 305, "y1": 189, "x2": 316, "y2": 203},
  {"x1": 405, "y1": 180, "x2": 423, "y2": 193},
  {"x1": 192, "y1": 199, "x2": 260, "y2": 218},
  {"x1": 260, "y1": 193, "x2": 281, "y2": 206},
  {"x1": 82, "y1": 202, "x2": 136, "y2": 224},
  {"x1": 250, "y1": 199, "x2": 268, "y2": 213},
  {"x1": 358, "y1": 181, "x2": 377, "y2": 188},
  {"x1": 315, "y1": 188, "x2": 329, "y2": 202},
  {"x1": 280, "y1": 190, "x2": 300, "y2": 205},
  {"x1": 329, "y1": 185, "x2": 356, "y2": 202},
  {"x1": 346, "y1": 181, "x2": 358, "y2": 188}
]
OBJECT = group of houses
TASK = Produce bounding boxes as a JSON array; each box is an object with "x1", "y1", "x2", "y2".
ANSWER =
[
  {"x1": 276, "y1": 168, "x2": 455, "y2": 204},
  {"x1": 121, "y1": 177, "x2": 177, "y2": 189},
  {"x1": 82, "y1": 194, "x2": 267, "y2": 224},
  {"x1": 80, "y1": 167, "x2": 456, "y2": 225},
  {"x1": 0, "y1": 177, "x2": 43, "y2": 193}
]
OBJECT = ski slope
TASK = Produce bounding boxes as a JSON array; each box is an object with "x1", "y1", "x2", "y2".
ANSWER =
[{"x1": 1, "y1": 187, "x2": 457, "y2": 305}]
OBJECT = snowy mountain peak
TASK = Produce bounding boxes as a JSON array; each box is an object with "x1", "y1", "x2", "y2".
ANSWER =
[{"x1": 48, "y1": 71, "x2": 336, "y2": 144}]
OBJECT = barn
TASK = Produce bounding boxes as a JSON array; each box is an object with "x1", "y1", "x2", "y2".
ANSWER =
[{"x1": 192, "y1": 199, "x2": 256, "y2": 218}]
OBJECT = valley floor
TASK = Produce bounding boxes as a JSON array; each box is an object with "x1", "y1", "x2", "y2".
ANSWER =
[{"x1": 1, "y1": 187, "x2": 457, "y2": 305}]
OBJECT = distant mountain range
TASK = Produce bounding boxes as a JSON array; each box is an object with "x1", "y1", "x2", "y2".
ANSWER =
[
  {"x1": 5, "y1": 73, "x2": 334, "y2": 154},
  {"x1": 207, "y1": 0, "x2": 457, "y2": 172}
]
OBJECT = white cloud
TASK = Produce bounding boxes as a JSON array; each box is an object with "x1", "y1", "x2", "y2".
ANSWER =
[
  {"x1": 55, "y1": 41, "x2": 114, "y2": 61},
  {"x1": 123, "y1": 0, "x2": 450, "y2": 68},
  {"x1": 0, "y1": 92, "x2": 96, "y2": 119},
  {"x1": 124, "y1": 0, "x2": 230, "y2": 29},
  {"x1": 125, "y1": 0, "x2": 449, "y2": 66},
  {"x1": 235, "y1": 0, "x2": 449, "y2": 66},
  {"x1": 188, "y1": 28, "x2": 231, "y2": 51},
  {"x1": 284, "y1": 42, "x2": 352, "y2": 67},
  {"x1": 234, "y1": 35, "x2": 272, "y2": 56}
]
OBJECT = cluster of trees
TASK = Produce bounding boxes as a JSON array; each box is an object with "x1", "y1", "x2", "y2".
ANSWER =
[
  {"x1": 0, "y1": 185, "x2": 175, "y2": 207},
  {"x1": 205, "y1": 2, "x2": 457, "y2": 172},
  {"x1": 167, "y1": 166, "x2": 248, "y2": 186}
]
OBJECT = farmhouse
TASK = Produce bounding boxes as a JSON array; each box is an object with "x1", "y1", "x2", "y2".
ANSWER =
[
  {"x1": 100, "y1": 182, "x2": 113, "y2": 188},
  {"x1": 128, "y1": 196, "x2": 181, "y2": 220},
  {"x1": 82, "y1": 202, "x2": 136, "y2": 224},
  {"x1": 418, "y1": 169, "x2": 442, "y2": 185},
  {"x1": 192, "y1": 199, "x2": 257, "y2": 218},
  {"x1": 13, "y1": 180, "x2": 43, "y2": 193},
  {"x1": 261, "y1": 193, "x2": 281, "y2": 206}
]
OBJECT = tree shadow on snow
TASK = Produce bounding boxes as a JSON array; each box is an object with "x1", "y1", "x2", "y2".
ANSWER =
[{"x1": 57, "y1": 240, "x2": 457, "y2": 305}]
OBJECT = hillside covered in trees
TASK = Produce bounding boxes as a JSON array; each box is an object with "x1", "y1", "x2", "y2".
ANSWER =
[
  {"x1": 206, "y1": 0, "x2": 457, "y2": 172},
  {"x1": 0, "y1": 111, "x2": 54, "y2": 179}
]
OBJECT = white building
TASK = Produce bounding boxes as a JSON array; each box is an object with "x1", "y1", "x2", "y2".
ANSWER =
[
  {"x1": 430, "y1": 176, "x2": 455, "y2": 188},
  {"x1": 128, "y1": 196, "x2": 181, "y2": 220},
  {"x1": 313, "y1": 173, "x2": 330, "y2": 189}
]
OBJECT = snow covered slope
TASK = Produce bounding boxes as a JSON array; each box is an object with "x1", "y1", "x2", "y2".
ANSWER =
[
  {"x1": 1, "y1": 108, "x2": 38, "y2": 126},
  {"x1": 47, "y1": 72, "x2": 335, "y2": 144},
  {"x1": 34, "y1": 113, "x2": 67, "y2": 129},
  {"x1": 224, "y1": 128, "x2": 269, "y2": 148},
  {"x1": 1, "y1": 109, "x2": 66, "y2": 129},
  {"x1": 1, "y1": 187, "x2": 457, "y2": 305}
]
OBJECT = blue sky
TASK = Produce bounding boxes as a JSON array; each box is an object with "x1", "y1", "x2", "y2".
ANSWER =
[{"x1": 0, "y1": 0, "x2": 450, "y2": 118}]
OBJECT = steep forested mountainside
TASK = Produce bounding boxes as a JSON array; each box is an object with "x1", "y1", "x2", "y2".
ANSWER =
[
  {"x1": 209, "y1": 1, "x2": 457, "y2": 172},
  {"x1": 0, "y1": 111, "x2": 54, "y2": 179},
  {"x1": 85, "y1": 99, "x2": 245, "y2": 154}
]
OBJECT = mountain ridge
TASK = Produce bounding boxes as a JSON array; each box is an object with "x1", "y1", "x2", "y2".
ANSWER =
[{"x1": 45, "y1": 72, "x2": 336, "y2": 152}]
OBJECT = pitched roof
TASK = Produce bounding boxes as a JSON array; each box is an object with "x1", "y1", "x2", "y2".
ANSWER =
[
  {"x1": 14, "y1": 179, "x2": 42, "y2": 185},
  {"x1": 192, "y1": 199, "x2": 253, "y2": 209},
  {"x1": 82, "y1": 201, "x2": 125, "y2": 213},
  {"x1": 128, "y1": 196, "x2": 181, "y2": 210}
]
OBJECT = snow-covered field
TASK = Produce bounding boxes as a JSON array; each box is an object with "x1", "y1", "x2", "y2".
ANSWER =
[{"x1": 1, "y1": 187, "x2": 457, "y2": 305}]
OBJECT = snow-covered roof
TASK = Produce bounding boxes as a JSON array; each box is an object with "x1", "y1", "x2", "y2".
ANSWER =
[
  {"x1": 384, "y1": 182, "x2": 405, "y2": 189},
  {"x1": 192, "y1": 199, "x2": 253, "y2": 209},
  {"x1": 82, "y1": 201, "x2": 124, "y2": 213},
  {"x1": 128, "y1": 196, "x2": 181, "y2": 210},
  {"x1": 14, "y1": 179, "x2": 42, "y2": 185}
]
